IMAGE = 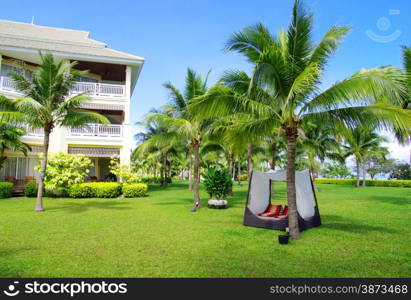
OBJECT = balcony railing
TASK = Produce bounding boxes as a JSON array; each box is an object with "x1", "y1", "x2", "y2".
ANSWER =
[
  {"x1": 0, "y1": 76, "x2": 126, "y2": 98},
  {"x1": 21, "y1": 124, "x2": 44, "y2": 137},
  {"x1": 68, "y1": 124, "x2": 123, "y2": 138},
  {"x1": 71, "y1": 82, "x2": 125, "y2": 98}
]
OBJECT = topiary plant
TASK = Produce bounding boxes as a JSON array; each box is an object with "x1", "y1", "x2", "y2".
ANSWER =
[{"x1": 203, "y1": 168, "x2": 232, "y2": 200}]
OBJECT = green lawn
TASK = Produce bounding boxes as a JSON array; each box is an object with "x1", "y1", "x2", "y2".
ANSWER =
[{"x1": 0, "y1": 182, "x2": 410, "y2": 277}]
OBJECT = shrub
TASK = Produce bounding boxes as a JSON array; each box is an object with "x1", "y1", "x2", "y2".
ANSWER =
[
  {"x1": 141, "y1": 177, "x2": 161, "y2": 184},
  {"x1": 109, "y1": 156, "x2": 140, "y2": 183},
  {"x1": 315, "y1": 178, "x2": 411, "y2": 187},
  {"x1": 68, "y1": 183, "x2": 96, "y2": 198},
  {"x1": 0, "y1": 182, "x2": 13, "y2": 198},
  {"x1": 240, "y1": 174, "x2": 248, "y2": 181},
  {"x1": 122, "y1": 183, "x2": 148, "y2": 197},
  {"x1": 94, "y1": 182, "x2": 122, "y2": 198},
  {"x1": 36, "y1": 152, "x2": 93, "y2": 193},
  {"x1": 68, "y1": 182, "x2": 122, "y2": 198},
  {"x1": 24, "y1": 182, "x2": 38, "y2": 197},
  {"x1": 204, "y1": 168, "x2": 232, "y2": 199}
]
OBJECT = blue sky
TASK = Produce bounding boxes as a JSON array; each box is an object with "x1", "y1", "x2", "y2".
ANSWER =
[{"x1": 1, "y1": 0, "x2": 410, "y2": 161}]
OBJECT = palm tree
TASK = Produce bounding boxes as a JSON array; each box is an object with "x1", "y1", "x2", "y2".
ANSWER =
[
  {"x1": 340, "y1": 124, "x2": 387, "y2": 187},
  {"x1": 300, "y1": 123, "x2": 343, "y2": 182},
  {"x1": 191, "y1": 0, "x2": 411, "y2": 239},
  {"x1": 146, "y1": 68, "x2": 211, "y2": 211},
  {"x1": 0, "y1": 122, "x2": 31, "y2": 169},
  {"x1": 0, "y1": 53, "x2": 108, "y2": 212},
  {"x1": 134, "y1": 112, "x2": 181, "y2": 189}
]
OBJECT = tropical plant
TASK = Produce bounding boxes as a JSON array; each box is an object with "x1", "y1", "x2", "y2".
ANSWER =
[
  {"x1": 0, "y1": 122, "x2": 31, "y2": 170},
  {"x1": 36, "y1": 152, "x2": 93, "y2": 195},
  {"x1": 190, "y1": 0, "x2": 411, "y2": 238},
  {"x1": 134, "y1": 109, "x2": 180, "y2": 188},
  {"x1": 340, "y1": 125, "x2": 388, "y2": 186},
  {"x1": 320, "y1": 162, "x2": 353, "y2": 179},
  {"x1": 145, "y1": 68, "x2": 212, "y2": 211},
  {"x1": 389, "y1": 163, "x2": 411, "y2": 180},
  {"x1": 203, "y1": 168, "x2": 232, "y2": 200},
  {"x1": 0, "y1": 53, "x2": 108, "y2": 211},
  {"x1": 363, "y1": 149, "x2": 394, "y2": 179},
  {"x1": 109, "y1": 155, "x2": 140, "y2": 184}
]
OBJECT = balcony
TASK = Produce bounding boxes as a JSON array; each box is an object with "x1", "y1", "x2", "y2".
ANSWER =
[
  {"x1": 0, "y1": 76, "x2": 126, "y2": 99},
  {"x1": 67, "y1": 124, "x2": 123, "y2": 138},
  {"x1": 71, "y1": 82, "x2": 125, "y2": 98},
  {"x1": 22, "y1": 124, "x2": 44, "y2": 137}
]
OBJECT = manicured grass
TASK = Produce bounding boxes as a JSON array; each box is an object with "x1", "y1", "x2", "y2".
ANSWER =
[{"x1": 0, "y1": 182, "x2": 410, "y2": 277}]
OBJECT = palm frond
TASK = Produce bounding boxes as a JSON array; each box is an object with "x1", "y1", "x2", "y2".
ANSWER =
[{"x1": 302, "y1": 67, "x2": 407, "y2": 114}]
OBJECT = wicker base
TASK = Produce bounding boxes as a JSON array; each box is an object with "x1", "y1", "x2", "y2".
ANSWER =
[{"x1": 243, "y1": 206, "x2": 321, "y2": 232}]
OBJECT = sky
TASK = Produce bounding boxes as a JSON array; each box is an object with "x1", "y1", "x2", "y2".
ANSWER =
[{"x1": 1, "y1": 0, "x2": 410, "y2": 162}]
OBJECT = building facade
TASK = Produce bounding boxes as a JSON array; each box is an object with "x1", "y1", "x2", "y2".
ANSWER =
[{"x1": 0, "y1": 20, "x2": 144, "y2": 185}]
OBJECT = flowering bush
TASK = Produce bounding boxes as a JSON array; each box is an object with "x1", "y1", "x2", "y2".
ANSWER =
[
  {"x1": 36, "y1": 152, "x2": 93, "y2": 194},
  {"x1": 109, "y1": 155, "x2": 140, "y2": 184}
]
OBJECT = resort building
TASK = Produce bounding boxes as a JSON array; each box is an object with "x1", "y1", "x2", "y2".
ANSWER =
[{"x1": 0, "y1": 20, "x2": 144, "y2": 187}]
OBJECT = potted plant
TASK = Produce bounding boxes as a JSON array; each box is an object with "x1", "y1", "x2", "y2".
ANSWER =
[{"x1": 204, "y1": 168, "x2": 232, "y2": 209}]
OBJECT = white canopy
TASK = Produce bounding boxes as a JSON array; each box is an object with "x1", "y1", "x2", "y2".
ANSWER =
[{"x1": 248, "y1": 170, "x2": 316, "y2": 219}]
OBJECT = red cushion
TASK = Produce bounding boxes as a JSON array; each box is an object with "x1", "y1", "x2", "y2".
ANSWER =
[
  {"x1": 279, "y1": 205, "x2": 288, "y2": 216},
  {"x1": 259, "y1": 205, "x2": 282, "y2": 217}
]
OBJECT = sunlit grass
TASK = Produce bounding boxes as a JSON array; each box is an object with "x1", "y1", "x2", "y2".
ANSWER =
[{"x1": 0, "y1": 181, "x2": 409, "y2": 277}]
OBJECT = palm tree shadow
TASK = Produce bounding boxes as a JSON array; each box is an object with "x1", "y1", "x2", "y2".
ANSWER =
[
  {"x1": 367, "y1": 195, "x2": 411, "y2": 206},
  {"x1": 322, "y1": 214, "x2": 398, "y2": 234},
  {"x1": 47, "y1": 200, "x2": 131, "y2": 214}
]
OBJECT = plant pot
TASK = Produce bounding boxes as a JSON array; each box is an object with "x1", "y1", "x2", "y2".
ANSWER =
[
  {"x1": 278, "y1": 235, "x2": 289, "y2": 244},
  {"x1": 208, "y1": 199, "x2": 228, "y2": 209}
]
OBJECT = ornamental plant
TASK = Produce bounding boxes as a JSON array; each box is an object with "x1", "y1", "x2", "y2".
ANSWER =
[
  {"x1": 36, "y1": 152, "x2": 93, "y2": 194},
  {"x1": 109, "y1": 155, "x2": 141, "y2": 183},
  {"x1": 203, "y1": 168, "x2": 232, "y2": 199}
]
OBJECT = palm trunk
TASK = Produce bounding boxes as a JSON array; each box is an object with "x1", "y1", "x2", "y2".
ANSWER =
[
  {"x1": 362, "y1": 164, "x2": 366, "y2": 187},
  {"x1": 163, "y1": 152, "x2": 168, "y2": 188},
  {"x1": 247, "y1": 143, "x2": 253, "y2": 183},
  {"x1": 35, "y1": 128, "x2": 50, "y2": 212},
  {"x1": 192, "y1": 141, "x2": 202, "y2": 210},
  {"x1": 271, "y1": 145, "x2": 277, "y2": 170},
  {"x1": 188, "y1": 154, "x2": 193, "y2": 190},
  {"x1": 356, "y1": 158, "x2": 360, "y2": 187},
  {"x1": 237, "y1": 160, "x2": 241, "y2": 186},
  {"x1": 228, "y1": 152, "x2": 233, "y2": 194},
  {"x1": 286, "y1": 127, "x2": 300, "y2": 240}
]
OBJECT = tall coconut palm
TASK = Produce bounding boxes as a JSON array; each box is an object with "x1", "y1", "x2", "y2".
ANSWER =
[
  {"x1": 0, "y1": 122, "x2": 31, "y2": 169},
  {"x1": 146, "y1": 68, "x2": 211, "y2": 211},
  {"x1": 191, "y1": 0, "x2": 411, "y2": 239},
  {"x1": 0, "y1": 53, "x2": 108, "y2": 212},
  {"x1": 300, "y1": 123, "x2": 344, "y2": 181},
  {"x1": 340, "y1": 124, "x2": 387, "y2": 187},
  {"x1": 134, "y1": 112, "x2": 182, "y2": 189}
]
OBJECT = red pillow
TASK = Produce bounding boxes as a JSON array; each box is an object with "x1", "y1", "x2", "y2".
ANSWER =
[
  {"x1": 259, "y1": 205, "x2": 282, "y2": 217},
  {"x1": 277, "y1": 205, "x2": 288, "y2": 218}
]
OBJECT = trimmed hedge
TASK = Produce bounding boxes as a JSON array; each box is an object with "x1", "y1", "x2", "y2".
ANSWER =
[
  {"x1": 315, "y1": 178, "x2": 411, "y2": 188},
  {"x1": 24, "y1": 182, "x2": 38, "y2": 197},
  {"x1": 0, "y1": 182, "x2": 13, "y2": 198},
  {"x1": 69, "y1": 182, "x2": 122, "y2": 198},
  {"x1": 122, "y1": 183, "x2": 148, "y2": 198},
  {"x1": 240, "y1": 174, "x2": 248, "y2": 181}
]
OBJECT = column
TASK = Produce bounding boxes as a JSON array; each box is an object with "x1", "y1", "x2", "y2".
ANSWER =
[
  {"x1": 0, "y1": 54, "x2": 2, "y2": 88},
  {"x1": 120, "y1": 65, "x2": 132, "y2": 166}
]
